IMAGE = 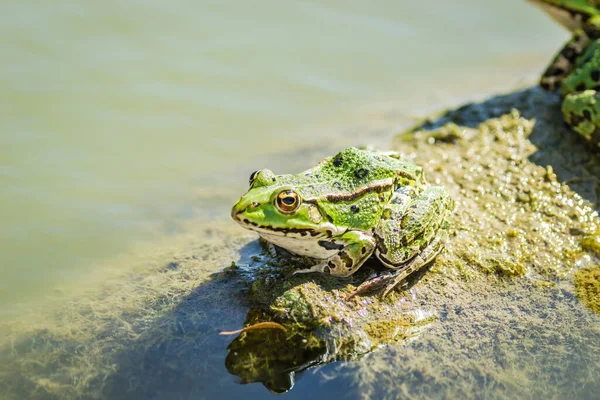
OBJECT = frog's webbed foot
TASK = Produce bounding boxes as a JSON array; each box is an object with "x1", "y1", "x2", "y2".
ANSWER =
[
  {"x1": 258, "y1": 237, "x2": 288, "y2": 258},
  {"x1": 346, "y1": 233, "x2": 446, "y2": 299},
  {"x1": 266, "y1": 242, "x2": 279, "y2": 258},
  {"x1": 292, "y1": 261, "x2": 329, "y2": 275},
  {"x1": 346, "y1": 271, "x2": 393, "y2": 300}
]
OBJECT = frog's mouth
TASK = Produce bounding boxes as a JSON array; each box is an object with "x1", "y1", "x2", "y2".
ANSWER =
[
  {"x1": 231, "y1": 208, "x2": 321, "y2": 238},
  {"x1": 231, "y1": 207, "x2": 345, "y2": 239}
]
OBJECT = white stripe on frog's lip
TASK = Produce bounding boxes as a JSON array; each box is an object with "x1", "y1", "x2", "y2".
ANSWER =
[{"x1": 232, "y1": 215, "x2": 346, "y2": 239}]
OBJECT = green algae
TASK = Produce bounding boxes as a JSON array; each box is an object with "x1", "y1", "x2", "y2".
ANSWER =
[
  {"x1": 574, "y1": 265, "x2": 600, "y2": 315},
  {"x1": 399, "y1": 108, "x2": 598, "y2": 284},
  {"x1": 582, "y1": 235, "x2": 600, "y2": 255}
]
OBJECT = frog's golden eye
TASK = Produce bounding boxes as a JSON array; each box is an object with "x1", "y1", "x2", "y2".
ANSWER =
[
  {"x1": 275, "y1": 190, "x2": 301, "y2": 213},
  {"x1": 249, "y1": 170, "x2": 259, "y2": 186}
]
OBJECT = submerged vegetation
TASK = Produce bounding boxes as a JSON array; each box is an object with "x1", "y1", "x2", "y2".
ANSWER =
[{"x1": 0, "y1": 87, "x2": 599, "y2": 399}]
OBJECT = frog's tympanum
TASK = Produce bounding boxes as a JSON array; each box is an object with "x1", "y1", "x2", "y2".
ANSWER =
[
  {"x1": 231, "y1": 147, "x2": 453, "y2": 297},
  {"x1": 529, "y1": 0, "x2": 600, "y2": 147}
]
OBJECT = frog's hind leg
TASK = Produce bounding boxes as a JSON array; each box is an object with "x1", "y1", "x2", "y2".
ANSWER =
[
  {"x1": 541, "y1": 29, "x2": 590, "y2": 91},
  {"x1": 348, "y1": 230, "x2": 448, "y2": 299},
  {"x1": 347, "y1": 186, "x2": 453, "y2": 299},
  {"x1": 562, "y1": 90, "x2": 600, "y2": 145}
]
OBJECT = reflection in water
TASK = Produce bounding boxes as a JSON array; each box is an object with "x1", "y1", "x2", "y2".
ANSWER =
[
  {"x1": 223, "y1": 307, "x2": 432, "y2": 394},
  {"x1": 222, "y1": 259, "x2": 436, "y2": 395},
  {"x1": 225, "y1": 321, "x2": 323, "y2": 393}
]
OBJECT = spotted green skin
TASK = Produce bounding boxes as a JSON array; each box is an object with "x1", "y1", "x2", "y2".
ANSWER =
[
  {"x1": 529, "y1": 0, "x2": 600, "y2": 147},
  {"x1": 231, "y1": 147, "x2": 453, "y2": 295}
]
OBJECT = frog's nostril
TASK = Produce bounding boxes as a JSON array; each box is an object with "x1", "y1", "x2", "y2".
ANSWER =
[{"x1": 251, "y1": 202, "x2": 260, "y2": 207}]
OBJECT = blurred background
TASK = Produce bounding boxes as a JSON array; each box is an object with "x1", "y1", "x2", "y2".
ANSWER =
[{"x1": 0, "y1": 0, "x2": 567, "y2": 313}]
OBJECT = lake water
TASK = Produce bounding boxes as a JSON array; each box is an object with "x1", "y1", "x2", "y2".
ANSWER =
[{"x1": 0, "y1": 1, "x2": 566, "y2": 312}]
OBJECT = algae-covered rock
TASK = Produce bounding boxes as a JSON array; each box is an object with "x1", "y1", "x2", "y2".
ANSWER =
[
  {"x1": 222, "y1": 106, "x2": 600, "y2": 393},
  {"x1": 582, "y1": 235, "x2": 600, "y2": 255},
  {"x1": 334, "y1": 88, "x2": 600, "y2": 399},
  {"x1": 1, "y1": 87, "x2": 599, "y2": 399}
]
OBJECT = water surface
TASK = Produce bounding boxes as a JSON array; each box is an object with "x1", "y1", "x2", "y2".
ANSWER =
[{"x1": 1, "y1": 0, "x2": 566, "y2": 309}]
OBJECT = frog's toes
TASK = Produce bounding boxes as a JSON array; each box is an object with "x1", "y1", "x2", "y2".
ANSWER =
[
  {"x1": 346, "y1": 271, "x2": 395, "y2": 300},
  {"x1": 293, "y1": 251, "x2": 363, "y2": 277},
  {"x1": 292, "y1": 261, "x2": 329, "y2": 275},
  {"x1": 266, "y1": 242, "x2": 278, "y2": 257}
]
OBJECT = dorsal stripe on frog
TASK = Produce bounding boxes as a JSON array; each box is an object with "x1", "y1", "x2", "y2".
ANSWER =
[{"x1": 303, "y1": 178, "x2": 397, "y2": 203}]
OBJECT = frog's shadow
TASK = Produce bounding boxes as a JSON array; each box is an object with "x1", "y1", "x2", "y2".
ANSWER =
[
  {"x1": 94, "y1": 237, "x2": 431, "y2": 399},
  {"x1": 413, "y1": 85, "x2": 599, "y2": 209},
  {"x1": 95, "y1": 241, "x2": 275, "y2": 398},
  {"x1": 222, "y1": 241, "x2": 434, "y2": 394}
]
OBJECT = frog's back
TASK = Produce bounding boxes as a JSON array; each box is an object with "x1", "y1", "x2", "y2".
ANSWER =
[
  {"x1": 273, "y1": 148, "x2": 418, "y2": 200},
  {"x1": 319, "y1": 147, "x2": 421, "y2": 181}
]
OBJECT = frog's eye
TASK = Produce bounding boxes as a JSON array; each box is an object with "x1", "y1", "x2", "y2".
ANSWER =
[
  {"x1": 275, "y1": 190, "x2": 301, "y2": 213},
  {"x1": 250, "y1": 169, "x2": 277, "y2": 188},
  {"x1": 249, "y1": 170, "x2": 260, "y2": 186}
]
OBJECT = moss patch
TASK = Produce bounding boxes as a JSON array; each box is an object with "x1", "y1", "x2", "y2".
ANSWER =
[
  {"x1": 582, "y1": 235, "x2": 600, "y2": 255},
  {"x1": 574, "y1": 265, "x2": 600, "y2": 315}
]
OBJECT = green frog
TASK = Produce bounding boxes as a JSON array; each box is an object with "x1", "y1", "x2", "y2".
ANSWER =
[
  {"x1": 231, "y1": 147, "x2": 453, "y2": 297},
  {"x1": 528, "y1": 0, "x2": 600, "y2": 147}
]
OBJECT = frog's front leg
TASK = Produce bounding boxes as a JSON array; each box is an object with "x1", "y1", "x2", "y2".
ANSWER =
[
  {"x1": 562, "y1": 90, "x2": 600, "y2": 145},
  {"x1": 348, "y1": 186, "x2": 453, "y2": 298},
  {"x1": 293, "y1": 231, "x2": 376, "y2": 277}
]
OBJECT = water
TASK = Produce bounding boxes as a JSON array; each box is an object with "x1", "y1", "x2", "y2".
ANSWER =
[{"x1": 0, "y1": 0, "x2": 565, "y2": 310}]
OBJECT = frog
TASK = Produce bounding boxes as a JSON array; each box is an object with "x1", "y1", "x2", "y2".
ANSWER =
[
  {"x1": 231, "y1": 147, "x2": 453, "y2": 298},
  {"x1": 528, "y1": 0, "x2": 600, "y2": 147}
]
